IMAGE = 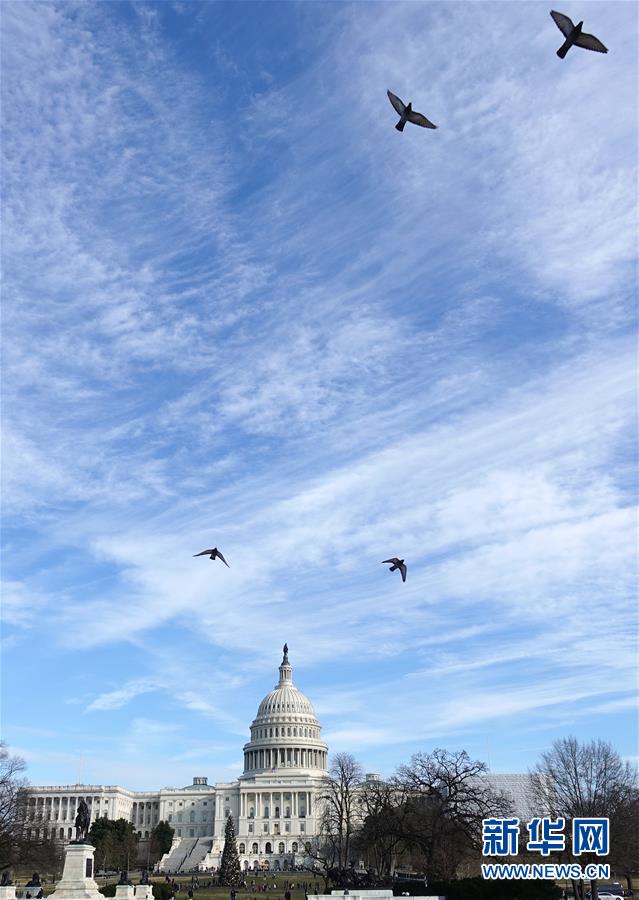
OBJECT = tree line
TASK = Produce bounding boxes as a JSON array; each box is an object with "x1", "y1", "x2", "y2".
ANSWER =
[{"x1": 307, "y1": 740, "x2": 637, "y2": 899}]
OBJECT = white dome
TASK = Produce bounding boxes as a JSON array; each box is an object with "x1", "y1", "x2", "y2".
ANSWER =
[
  {"x1": 257, "y1": 685, "x2": 316, "y2": 718},
  {"x1": 241, "y1": 645, "x2": 328, "y2": 777}
]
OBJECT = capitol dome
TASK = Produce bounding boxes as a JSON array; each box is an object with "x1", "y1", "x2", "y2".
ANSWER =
[{"x1": 241, "y1": 645, "x2": 328, "y2": 777}]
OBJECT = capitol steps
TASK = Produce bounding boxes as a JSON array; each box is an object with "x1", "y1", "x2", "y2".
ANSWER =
[
  {"x1": 158, "y1": 838, "x2": 198, "y2": 872},
  {"x1": 158, "y1": 837, "x2": 213, "y2": 873}
]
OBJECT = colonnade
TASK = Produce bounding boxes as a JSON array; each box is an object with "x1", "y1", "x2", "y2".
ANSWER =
[
  {"x1": 244, "y1": 747, "x2": 327, "y2": 771},
  {"x1": 240, "y1": 790, "x2": 313, "y2": 818}
]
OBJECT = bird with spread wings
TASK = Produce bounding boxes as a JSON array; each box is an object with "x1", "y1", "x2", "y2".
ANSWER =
[
  {"x1": 550, "y1": 11, "x2": 608, "y2": 58},
  {"x1": 387, "y1": 90, "x2": 437, "y2": 132}
]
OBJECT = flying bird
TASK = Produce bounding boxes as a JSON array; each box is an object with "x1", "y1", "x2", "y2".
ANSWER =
[
  {"x1": 550, "y1": 11, "x2": 608, "y2": 58},
  {"x1": 193, "y1": 547, "x2": 230, "y2": 567},
  {"x1": 382, "y1": 557, "x2": 407, "y2": 582},
  {"x1": 387, "y1": 90, "x2": 437, "y2": 132}
]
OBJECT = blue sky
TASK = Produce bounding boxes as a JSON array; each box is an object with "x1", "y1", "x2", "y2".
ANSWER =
[{"x1": 1, "y1": 0, "x2": 637, "y2": 792}]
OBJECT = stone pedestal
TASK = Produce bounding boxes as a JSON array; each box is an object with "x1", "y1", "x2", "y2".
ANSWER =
[
  {"x1": 135, "y1": 887, "x2": 154, "y2": 900},
  {"x1": 0, "y1": 887, "x2": 17, "y2": 900},
  {"x1": 48, "y1": 843, "x2": 102, "y2": 900},
  {"x1": 115, "y1": 886, "x2": 135, "y2": 900}
]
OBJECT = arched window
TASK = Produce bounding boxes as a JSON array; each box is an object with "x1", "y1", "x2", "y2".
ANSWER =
[
  {"x1": 252, "y1": 843, "x2": 258, "y2": 854},
  {"x1": 59, "y1": 827, "x2": 64, "y2": 839},
  {"x1": 305, "y1": 842, "x2": 311, "y2": 852},
  {"x1": 265, "y1": 842, "x2": 272, "y2": 854},
  {"x1": 278, "y1": 842, "x2": 285, "y2": 854},
  {"x1": 239, "y1": 843, "x2": 245, "y2": 854},
  {"x1": 275, "y1": 806, "x2": 280, "y2": 818}
]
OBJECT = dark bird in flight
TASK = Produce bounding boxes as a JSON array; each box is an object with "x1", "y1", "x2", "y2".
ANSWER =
[
  {"x1": 550, "y1": 11, "x2": 608, "y2": 58},
  {"x1": 387, "y1": 90, "x2": 437, "y2": 132},
  {"x1": 193, "y1": 547, "x2": 230, "y2": 567},
  {"x1": 382, "y1": 557, "x2": 407, "y2": 582}
]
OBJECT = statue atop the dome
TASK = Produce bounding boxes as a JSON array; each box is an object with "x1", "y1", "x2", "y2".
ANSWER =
[{"x1": 283, "y1": 643, "x2": 289, "y2": 661}]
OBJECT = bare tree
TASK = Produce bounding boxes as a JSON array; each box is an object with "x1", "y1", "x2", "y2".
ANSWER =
[
  {"x1": 319, "y1": 753, "x2": 365, "y2": 871},
  {"x1": 355, "y1": 777, "x2": 410, "y2": 878},
  {"x1": 394, "y1": 748, "x2": 511, "y2": 881},
  {"x1": 531, "y1": 736, "x2": 638, "y2": 900},
  {"x1": 0, "y1": 743, "x2": 61, "y2": 873}
]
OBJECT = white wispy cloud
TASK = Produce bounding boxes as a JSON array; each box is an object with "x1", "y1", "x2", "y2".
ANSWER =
[{"x1": 2, "y1": 0, "x2": 636, "y2": 783}]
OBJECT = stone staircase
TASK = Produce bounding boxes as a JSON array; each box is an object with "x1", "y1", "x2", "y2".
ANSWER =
[{"x1": 158, "y1": 837, "x2": 213, "y2": 873}]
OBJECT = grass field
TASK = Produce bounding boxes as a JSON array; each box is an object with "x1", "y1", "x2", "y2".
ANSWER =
[{"x1": 10, "y1": 870, "x2": 325, "y2": 900}]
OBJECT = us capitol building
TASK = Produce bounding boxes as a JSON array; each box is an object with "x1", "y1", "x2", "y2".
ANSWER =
[
  {"x1": 24, "y1": 645, "x2": 534, "y2": 873},
  {"x1": 24, "y1": 647, "x2": 336, "y2": 872}
]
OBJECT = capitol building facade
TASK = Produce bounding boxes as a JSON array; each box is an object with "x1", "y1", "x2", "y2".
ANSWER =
[{"x1": 24, "y1": 647, "x2": 336, "y2": 872}]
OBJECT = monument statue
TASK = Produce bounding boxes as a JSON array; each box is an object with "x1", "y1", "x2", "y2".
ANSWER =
[
  {"x1": 118, "y1": 871, "x2": 132, "y2": 886},
  {"x1": 140, "y1": 870, "x2": 149, "y2": 885},
  {"x1": 26, "y1": 874, "x2": 41, "y2": 888},
  {"x1": 74, "y1": 799, "x2": 90, "y2": 842},
  {"x1": 1, "y1": 872, "x2": 12, "y2": 887},
  {"x1": 283, "y1": 643, "x2": 288, "y2": 657}
]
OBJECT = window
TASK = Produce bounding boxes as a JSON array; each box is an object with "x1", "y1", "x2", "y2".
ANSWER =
[
  {"x1": 168, "y1": 814, "x2": 173, "y2": 822},
  {"x1": 285, "y1": 824, "x2": 290, "y2": 833},
  {"x1": 203, "y1": 801, "x2": 207, "y2": 806},
  {"x1": 248, "y1": 824, "x2": 253, "y2": 833},
  {"x1": 190, "y1": 812, "x2": 195, "y2": 822},
  {"x1": 265, "y1": 843, "x2": 272, "y2": 854},
  {"x1": 300, "y1": 824, "x2": 305, "y2": 833},
  {"x1": 292, "y1": 843, "x2": 298, "y2": 852},
  {"x1": 177, "y1": 813, "x2": 183, "y2": 823},
  {"x1": 252, "y1": 843, "x2": 258, "y2": 854},
  {"x1": 189, "y1": 829, "x2": 194, "y2": 837},
  {"x1": 239, "y1": 844, "x2": 246, "y2": 854},
  {"x1": 263, "y1": 824, "x2": 268, "y2": 833}
]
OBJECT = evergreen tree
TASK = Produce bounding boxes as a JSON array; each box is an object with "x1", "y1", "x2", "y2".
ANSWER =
[
  {"x1": 149, "y1": 821, "x2": 175, "y2": 864},
  {"x1": 218, "y1": 814, "x2": 241, "y2": 886}
]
